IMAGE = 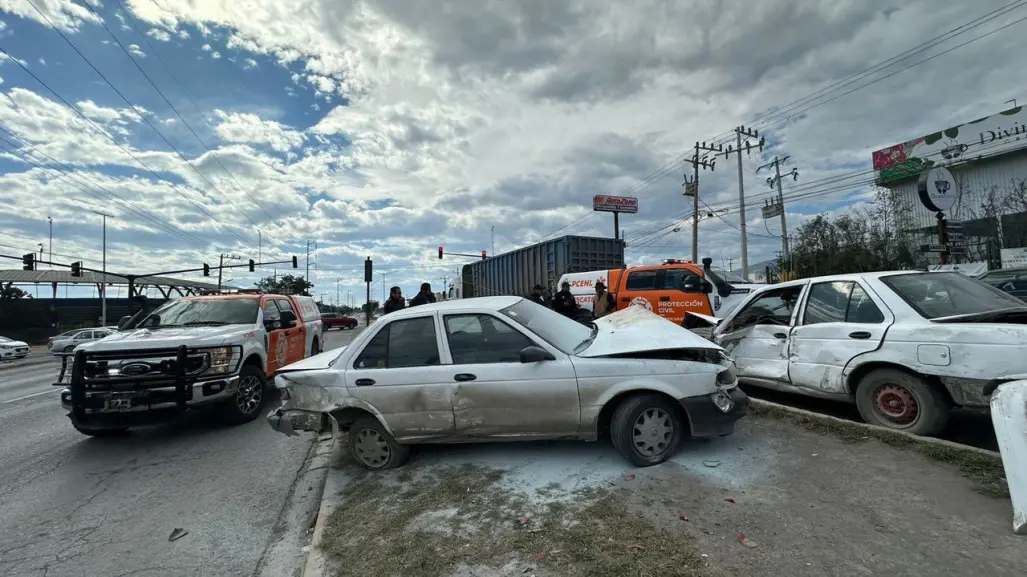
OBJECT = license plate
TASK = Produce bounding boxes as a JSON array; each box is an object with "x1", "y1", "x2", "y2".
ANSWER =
[{"x1": 104, "y1": 394, "x2": 135, "y2": 411}]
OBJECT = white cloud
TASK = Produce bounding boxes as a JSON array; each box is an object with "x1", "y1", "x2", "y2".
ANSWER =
[
  {"x1": 243, "y1": 57, "x2": 258, "y2": 70},
  {"x1": 146, "y1": 28, "x2": 172, "y2": 41},
  {"x1": 0, "y1": 0, "x2": 1025, "y2": 297},
  {"x1": 177, "y1": 29, "x2": 189, "y2": 39},
  {"x1": 37, "y1": 57, "x2": 45, "y2": 66},
  {"x1": 211, "y1": 109, "x2": 306, "y2": 152},
  {"x1": 201, "y1": 43, "x2": 212, "y2": 51},
  {"x1": 211, "y1": 50, "x2": 221, "y2": 59},
  {"x1": 127, "y1": 44, "x2": 146, "y2": 58}
]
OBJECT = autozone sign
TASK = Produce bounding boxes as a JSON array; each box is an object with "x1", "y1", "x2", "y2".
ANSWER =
[{"x1": 593, "y1": 195, "x2": 638, "y2": 214}]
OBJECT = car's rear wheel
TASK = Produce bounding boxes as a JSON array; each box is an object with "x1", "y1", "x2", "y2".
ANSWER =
[
  {"x1": 855, "y1": 368, "x2": 950, "y2": 436},
  {"x1": 311, "y1": 340, "x2": 320, "y2": 356},
  {"x1": 218, "y1": 364, "x2": 268, "y2": 425},
  {"x1": 73, "y1": 424, "x2": 130, "y2": 437},
  {"x1": 348, "y1": 417, "x2": 410, "y2": 470},
  {"x1": 610, "y1": 393, "x2": 684, "y2": 467},
  {"x1": 64, "y1": 345, "x2": 75, "y2": 353}
]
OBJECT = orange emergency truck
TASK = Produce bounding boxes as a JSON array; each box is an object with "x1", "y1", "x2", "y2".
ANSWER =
[{"x1": 558, "y1": 258, "x2": 764, "y2": 324}]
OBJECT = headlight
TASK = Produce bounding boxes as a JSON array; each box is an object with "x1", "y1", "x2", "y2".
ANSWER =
[{"x1": 199, "y1": 346, "x2": 242, "y2": 376}]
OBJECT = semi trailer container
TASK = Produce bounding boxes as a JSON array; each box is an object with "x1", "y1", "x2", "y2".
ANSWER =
[{"x1": 458, "y1": 235, "x2": 625, "y2": 298}]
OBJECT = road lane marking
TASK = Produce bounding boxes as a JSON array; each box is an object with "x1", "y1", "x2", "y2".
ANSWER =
[{"x1": 1, "y1": 389, "x2": 60, "y2": 405}]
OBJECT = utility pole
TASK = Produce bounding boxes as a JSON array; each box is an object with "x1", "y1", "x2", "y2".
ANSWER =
[
  {"x1": 258, "y1": 230, "x2": 261, "y2": 270},
  {"x1": 336, "y1": 279, "x2": 341, "y2": 309},
  {"x1": 682, "y1": 141, "x2": 720, "y2": 262},
  {"x1": 47, "y1": 216, "x2": 53, "y2": 269},
  {"x1": 722, "y1": 126, "x2": 765, "y2": 281},
  {"x1": 491, "y1": 226, "x2": 496, "y2": 257},
  {"x1": 217, "y1": 254, "x2": 225, "y2": 291},
  {"x1": 92, "y1": 210, "x2": 113, "y2": 326},
  {"x1": 757, "y1": 156, "x2": 800, "y2": 267},
  {"x1": 304, "y1": 240, "x2": 316, "y2": 296},
  {"x1": 727, "y1": 257, "x2": 735, "y2": 271}
]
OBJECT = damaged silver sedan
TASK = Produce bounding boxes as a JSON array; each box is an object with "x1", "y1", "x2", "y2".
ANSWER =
[
  {"x1": 687, "y1": 270, "x2": 1027, "y2": 436},
  {"x1": 267, "y1": 296, "x2": 746, "y2": 470}
]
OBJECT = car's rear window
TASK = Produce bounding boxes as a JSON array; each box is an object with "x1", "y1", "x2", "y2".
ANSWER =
[{"x1": 881, "y1": 272, "x2": 1027, "y2": 319}]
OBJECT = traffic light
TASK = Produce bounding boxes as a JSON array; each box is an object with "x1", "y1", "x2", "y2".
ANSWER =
[
  {"x1": 364, "y1": 257, "x2": 373, "y2": 283},
  {"x1": 438, "y1": 246, "x2": 443, "y2": 259},
  {"x1": 248, "y1": 259, "x2": 255, "y2": 272},
  {"x1": 202, "y1": 263, "x2": 210, "y2": 277},
  {"x1": 292, "y1": 255, "x2": 298, "y2": 268},
  {"x1": 70, "y1": 261, "x2": 83, "y2": 277},
  {"x1": 481, "y1": 250, "x2": 487, "y2": 260},
  {"x1": 21, "y1": 253, "x2": 34, "y2": 271}
]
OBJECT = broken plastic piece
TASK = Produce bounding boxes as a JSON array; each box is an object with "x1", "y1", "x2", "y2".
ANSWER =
[
  {"x1": 516, "y1": 516, "x2": 531, "y2": 525},
  {"x1": 535, "y1": 553, "x2": 545, "y2": 561},
  {"x1": 703, "y1": 460, "x2": 721, "y2": 467},
  {"x1": 725, "y1": 498, "x2": 736, "y2": 503},
  {"x1": 737, "y1": 533, "x2": 758, "y2": 548},
  {"x1": 625, "y1": 474, "x2": 636, "y2": 481},
  {"x1": 168, "y1": 528, "x2": 188, "y2": 542},
  {"x1": 679, "y1": 514, "x2": 689, "y2": 521}
]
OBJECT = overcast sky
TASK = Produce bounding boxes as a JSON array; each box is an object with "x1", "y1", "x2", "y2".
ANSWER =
[{"x1": 0, "y1": 0, "x2": 1025, "y2": 302}]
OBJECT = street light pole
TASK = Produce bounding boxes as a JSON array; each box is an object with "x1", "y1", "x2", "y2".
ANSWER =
[
  {"x1": 47, "y1": 216, "x2": 53, "y2": 269},
  {"x1": 92, "y1": 211, "x2": 113, "y2": 326}
]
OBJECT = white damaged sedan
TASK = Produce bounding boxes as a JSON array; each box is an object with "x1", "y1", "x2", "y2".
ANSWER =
[{"x1": 267, "y1": 296, "x2": 746, "y2": 470}]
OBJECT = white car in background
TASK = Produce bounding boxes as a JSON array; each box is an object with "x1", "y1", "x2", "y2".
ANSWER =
[
  {"x1": 50, "y1": 328, "x2": 116, "y2": 355},
  {"x1": 0, "y1": 336, "x2": 30, "y2": 361},
  {"x1": 688, "y1": 270, "x2": 1027, "y2": 435},
  {"x1": 267, "y1": 297, "x2": 747, "y2": 470}
]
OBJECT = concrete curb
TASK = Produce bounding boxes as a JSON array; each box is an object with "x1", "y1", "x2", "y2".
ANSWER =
[
  {"x1": 302, "y1": 439, "x2": 346, "y2": 577},
  {"x1": 748, "y1": 397, "x2": 1002, "y2": 459}
]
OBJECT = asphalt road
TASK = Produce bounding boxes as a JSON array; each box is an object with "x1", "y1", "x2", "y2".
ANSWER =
[{"x1": 0, "y1": 327, "x2": 363, "y2": 577}]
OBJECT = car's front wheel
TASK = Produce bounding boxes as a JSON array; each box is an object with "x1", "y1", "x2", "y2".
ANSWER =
[
  {"x1": 218, "y1": 365, "x2": 268, "y2": 425},
  {"x1": 347, "y1": 417, "x2": 410, "y2": 470},
  {"x1": 610, "y1": 393, "x2": 684, "y2": 467},
  {"x1": 855, "y1": 368, "x2": 950, "y2": 435}
]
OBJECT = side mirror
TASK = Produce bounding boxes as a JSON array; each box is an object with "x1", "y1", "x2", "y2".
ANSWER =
[
  {"x1": 703, "y1": 281, "x2": 713, "y2": 294},
  {"x1": 117, "y1": 315, "x2": 132, "y2": 330},
  {"x1": 279, "y1": 310, "x2": 297, "y2": 328},
  {"x1": 519, "y1": 345, "x2": 555, "y2": 363}
]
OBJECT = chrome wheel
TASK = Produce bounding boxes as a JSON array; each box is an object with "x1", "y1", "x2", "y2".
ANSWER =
[
  {"x1": 354, "y1": 427, "x2": 391, "y2": 468},
  {"x1": 236, "y1": 375, "x2": 263, "y2": 414},
  {"x1": 632, "y1": 408, "x2": 674, "y2": 457}
]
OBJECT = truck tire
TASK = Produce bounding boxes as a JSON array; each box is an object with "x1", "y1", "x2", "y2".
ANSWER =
[
  {"x1": 609, "y1": 393, "x2": 684, "y2": 467},
  {"x1": 855, "y1": 368, "x2": 950, "y2": 436},
  {"x1": 73, "y1": 424, "x2": 129, "y2": 437},
  {"x1": 348, "y1": 417, "x2": 410, "y2": 470},
  {"x1": 311, "y1": 340, "x2": 320, "y2": 357},
  {"x1": 218, "y1": 364, "x2": 268, "y2": 425}
]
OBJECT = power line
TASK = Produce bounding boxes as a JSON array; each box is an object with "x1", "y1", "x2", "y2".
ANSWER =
[
  {"x1": 23, "y1": 0, "x2": 261, "y2": 247},
  {"x1": 96, "y1": 0, "x2": 287, "y2": 244},
  {"x1": 614, "y1": 2, "x2": 1027, "y2": 200},
  {"x1": 0, "y1": 126, "x2": 216, "y2": 250},
  {"x1": 0, "y1": 44, "x2": 255, "y2": 248}
]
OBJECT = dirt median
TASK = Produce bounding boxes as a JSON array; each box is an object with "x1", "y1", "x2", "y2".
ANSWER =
[{"x1": 314, "y1": 415, "x2": 1024, "y2": 577}]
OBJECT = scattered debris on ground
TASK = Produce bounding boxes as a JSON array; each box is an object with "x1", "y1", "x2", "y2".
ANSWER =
[
  {"x1": 749, "y1": 400, "x2": 1008, "y2": 497},
  {"x1": 320, "y1": 464, "x2": 703, "y2": 577}
]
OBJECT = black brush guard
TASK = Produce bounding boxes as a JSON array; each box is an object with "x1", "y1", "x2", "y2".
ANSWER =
[{"x1": 60, "y1": 345, "x2": 203, "y2": 427}]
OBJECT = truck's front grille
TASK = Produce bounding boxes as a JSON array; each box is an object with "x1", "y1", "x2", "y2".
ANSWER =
[{"x1": 79, "y1": 348, "x2": 209, "y2": 391}]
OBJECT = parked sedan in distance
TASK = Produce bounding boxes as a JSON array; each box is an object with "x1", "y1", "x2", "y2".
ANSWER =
[
  {"x1": 268, "y1": 296, "x2": 747, "y2": 470},
  {"x1": 976, "y1": 267, "x2": 1027, "y2": 301},
  {"x1": 50, "y1": 328, "x2": 116, "y2": 354},
  {"x1": 320, "y1": 312, "x2": 359, "y2": 330},
  {"x1": 0, "y1": 336, "x2": 30, "y2": 361}
]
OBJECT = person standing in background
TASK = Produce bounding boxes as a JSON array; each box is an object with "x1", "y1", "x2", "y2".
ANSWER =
[
  {"x1": 551, "y1": 281, "x2": 578, "y2": 319},
  {"x1": 383, "y1": 286, "x2": 405, "y2": 315},
  {"x1": 592, "y1": 281, "x2": 616, "y2": 319},
  {"x1": 409, "y1": 282, "x2": 437, "y2": 307},
  {"x1": 528, "y1": 284, "x2": 547, "y2": 307}
]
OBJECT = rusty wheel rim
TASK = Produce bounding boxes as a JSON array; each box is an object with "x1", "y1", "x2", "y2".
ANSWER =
[{"x1": 873, "y1": 384, "x2": 920, "y2": 428}]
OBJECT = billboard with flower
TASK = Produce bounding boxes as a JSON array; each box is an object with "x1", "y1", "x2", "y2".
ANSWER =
[{"x1": 872, "y1": 106, "x2": 1027, "y2": 185}]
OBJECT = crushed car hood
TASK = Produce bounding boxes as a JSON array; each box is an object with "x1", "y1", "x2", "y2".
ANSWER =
[
  {"x1": 276, "y1": 346, "x2": 348, "y2": 374},
  {"x1": 85, "y1": 324, "x2": 255, "y2": 351},
  {"x1": 577, "y1": 305, "x2": 724, "y2": 358}
]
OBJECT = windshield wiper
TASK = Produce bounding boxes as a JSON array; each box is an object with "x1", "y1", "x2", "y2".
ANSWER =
[{"x1": 181, "y1": 321, "x2": 229, "y2": 326}]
